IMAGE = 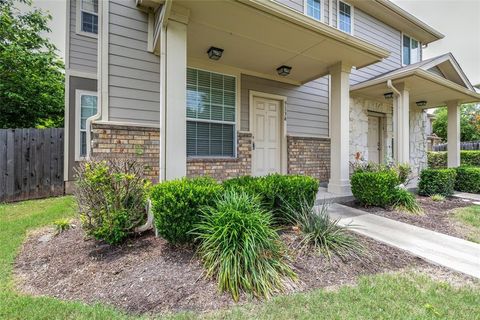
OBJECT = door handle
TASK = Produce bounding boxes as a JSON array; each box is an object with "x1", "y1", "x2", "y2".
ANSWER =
[{"x1": 252, "y1": 142, "x2": 255, "y2": 150}]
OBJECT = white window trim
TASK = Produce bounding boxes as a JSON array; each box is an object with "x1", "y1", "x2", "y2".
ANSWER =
[
  {"x1": 401, "y1": 33, "x2": 421, "y2": 66},
  {"x1": 336, "y1": 0, "x2": 354, "y2": 35},
  {"x1": 186, "y1": 67, "x2": 238, "y2": 159},
  {"x1": 76, "y1": 0, "x2": 98, "y2": 39},
  {"x1": 304, "y1": 0, "x2": 324, "y2": 23},
  {"x1": 75, "y1": 90, "x2": 97, "y2": 161}
]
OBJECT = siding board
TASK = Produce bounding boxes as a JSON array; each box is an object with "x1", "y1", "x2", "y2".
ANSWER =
[
  {"x1": 241, "y1": 75, "x2": 329, "y2": 138},
  {"x1": 69, "y1": 0, "x2": 97, "y2": 73},
  {"x1": 108, "y1": 0, "x2": 160, "y2": 125},
  {"x1": 351, "y1": 8, "x2": 402, "y2": 85}
]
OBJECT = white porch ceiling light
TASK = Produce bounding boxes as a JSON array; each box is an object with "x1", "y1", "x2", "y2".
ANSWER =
[
  {"x1": 383, "y1": 92, "x2": 394, "y2": 100},
  {"x1": 207, "y1": 46, "x2": 224, "y2": 60},
  {"x1": 416, "y1": 100, "x2": 427, "y2": 107},
  {"x1": 276, "y1": 65, "x2": 292, "y2": 76}
]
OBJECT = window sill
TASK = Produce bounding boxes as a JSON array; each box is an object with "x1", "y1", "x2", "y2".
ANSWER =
[
  {"x1": 75, "y1": 30, "x2": 98, "y2": 39},
  {"x1": 187, "y1": 157, "x2": 239, "y2": 163}
]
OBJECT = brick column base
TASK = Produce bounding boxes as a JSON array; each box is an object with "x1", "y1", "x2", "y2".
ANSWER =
[{"x1": 287, "y1": 136, "x2": 330, "y2": 183}]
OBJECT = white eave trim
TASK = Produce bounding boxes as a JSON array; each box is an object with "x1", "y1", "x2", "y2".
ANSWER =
[
  {"x1": 351, "y1": 69, "x2": 480, "y2": 103},
  {"x1": 374, "y1": 0, "x2": 444, "y2": 41},
  {"x1": 237, "y1": 0, "x2": 390, "y2": 60}
]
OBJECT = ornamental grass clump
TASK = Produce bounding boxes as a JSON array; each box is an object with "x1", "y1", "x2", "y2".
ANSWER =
[
  {"x1": 392, "y1": 188, "x2": 423, "y2": 215},
  {"x1": 193, "y1": 191, "x2": 296, "y2": 301},
  {"x1": 284, "y1": 199, "x2": 363, "y2": 260}
]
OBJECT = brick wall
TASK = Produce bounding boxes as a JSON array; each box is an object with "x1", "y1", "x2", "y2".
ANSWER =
[
  {"x1": 187, "y1": 132, "x2": 252, "y2": 181},
  {"x1": 91, "y1": 123, "x2": 160, "y2": 182},
  {"x1": 90, "y1": 126, "x2": 330, "y2": 183},
  {"x1": 287, "y1": 136, "x2": 330, "y2": 182}
]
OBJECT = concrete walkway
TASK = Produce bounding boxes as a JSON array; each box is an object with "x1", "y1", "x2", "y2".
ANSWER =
[
  {"x1": 325, "y1": 203, "x2": 480, "y2": 279},
  {"x1": 453, "y1": 191, "x2": 480, "y2": 205}
]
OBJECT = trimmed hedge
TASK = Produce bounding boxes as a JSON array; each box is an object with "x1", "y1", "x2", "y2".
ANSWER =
[
  {"x1": 455, "y1": 166, "x2": 480, "y2": 194},
  {"x1": 223, "y1": 174, "x2": 319, "y2": 223},
  {"x1": 150, "y1": 177, "x2": 223, "y2": 244},
  {"x1": 428, "y1": 151, "x2": 480, "y2": 168},
  {"x1": 418, "y1": 168, "x2": 457, "y2": 196},
  {"x1": 350, "y1": 170, "x2": 399, "y2": 207}
]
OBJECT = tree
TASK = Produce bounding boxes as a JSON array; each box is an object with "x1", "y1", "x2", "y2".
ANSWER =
[
  {"x1": 432, "y1": 104, "x2": 480, "y2": 142},
  {"x1": 0, "y1": 0, "x2": 64, "y2": 129}
]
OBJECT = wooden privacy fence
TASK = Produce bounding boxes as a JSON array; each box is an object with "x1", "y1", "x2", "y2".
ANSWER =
[
  {"x1": 433, "y1": 140, "x2": 480, "y2": 151},
  {"x1": 0, "y1": 128, "x2": 64, "y2": 203}
]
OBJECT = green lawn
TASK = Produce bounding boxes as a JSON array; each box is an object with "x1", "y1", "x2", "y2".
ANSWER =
[
  {"x1": 454, "y1": 205, "x2": 480, "y2": 243},
  {"x1": 0, "y1": 197, "x2": 479, "y2": 320}
]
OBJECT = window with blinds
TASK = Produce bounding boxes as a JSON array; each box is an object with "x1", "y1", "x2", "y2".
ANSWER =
[{"x1": 186, "y1": 68, "x2": 236, "y2": 157}]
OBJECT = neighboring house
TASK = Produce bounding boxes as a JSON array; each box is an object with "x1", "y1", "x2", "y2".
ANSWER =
[{"x1": 64, "y1": 0, "x2": 480, "y2": 194}]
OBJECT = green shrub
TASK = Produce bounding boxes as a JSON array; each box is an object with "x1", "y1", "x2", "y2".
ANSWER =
[
  {"x1": 75, "y1": 159, "x2": 151, "y2": 245},
  {"x1": 428, "y1": 151, "x2": 480, "y2": 168},
  {"x1": 430, "y1": 194, "x2": 446, "y2": 202},
  {"x1": 427, "y1": 152, "x2": 447, "y2": 169},
  {"x1": 396, "y1": 163, "x2": 413, "y2": 185},
  {"x1": 193, "y1": 191, "x2": 296, "y2": 301},
  {"x1": 418, "y1": 168, "x2": 456, "y2": 196},
  {"x1": 461, "y1": 151, "x2": 480, "y2": 167},
  {"x1": 53, "y1": 219, "x2": 71, "y2": 234},
  {"x1": 455, "y1": 166, "x2": 480, "y2": 194},
  {"x1": 283, "y1": 199, "x2": 363, "y2": 260},
  {"x1": 350, "y1": 170, "x2": 399, "y2": 207},
  {"x1": 150, "y1": 177, "x2": 222, "y2": 244},
  {"x1": 391, "y1": 188, "x2": 422, "y2": 215},
  {"x1": 223, "y1": 174, "x2": 319, "y2": 223}
]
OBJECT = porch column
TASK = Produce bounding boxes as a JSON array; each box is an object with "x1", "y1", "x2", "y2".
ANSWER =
[
  {"x1": 447, "y1": 101, "x2": 461, "y2": 167},
  {"x1": 395, "y1": 83, "x2": 410, "y2": 164},
  {"x1": 161, "y1": 18, "x2": 188, "y2": 180},
  {"x1": 328, "y1": 62, "x2": 352, "y2": 194}
]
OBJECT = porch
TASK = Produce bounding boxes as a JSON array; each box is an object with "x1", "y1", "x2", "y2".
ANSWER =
[{"x1": 138, "y1": 0, "x2": 389, "y2": 194}]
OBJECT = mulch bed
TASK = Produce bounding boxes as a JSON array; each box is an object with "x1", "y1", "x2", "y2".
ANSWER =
[
  {"x1": 344, "y1": 196, "x2": 475, "y2": 240},
  {"x1": 13, "y1": 223, "x2": 434, "y2": 315}
]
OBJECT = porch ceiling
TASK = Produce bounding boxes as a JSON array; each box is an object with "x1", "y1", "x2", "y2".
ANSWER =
[
  {"x1": 178, "y1": 0, "x2": 389, "y2": 84},
  {"x1": 351, "y1": 69, "x2": 480, "y2": 108}
]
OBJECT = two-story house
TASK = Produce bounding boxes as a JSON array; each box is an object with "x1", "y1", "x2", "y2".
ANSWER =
[{"x1": 64, "y1": 0, "x2": 480, "y2": 194}]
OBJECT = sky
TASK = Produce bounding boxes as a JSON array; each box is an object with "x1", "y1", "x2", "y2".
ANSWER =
[{"x1": 31, "y1": 0, "x2": 480, "y2": 85}]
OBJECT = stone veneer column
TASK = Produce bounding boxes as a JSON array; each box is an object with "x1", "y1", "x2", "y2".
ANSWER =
[{"x1": 328, "y1": 62, "x2": 352, "y2": 194}]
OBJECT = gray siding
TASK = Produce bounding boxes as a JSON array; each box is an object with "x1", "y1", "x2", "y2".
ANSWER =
[
  {"x1": 69, "y1": 0, "x2": 97, "y2": 74},
  {"x1": 241, "y1": 75, "x2": 329, "y2": 137},
  {"x1": 350, "y1": 8, "x2": 402, "y2": 84},
  {"x1": 276, "y1": 0, "x2": 330, "y2": 22},
  {"x1": 276, "y1": 0, "x2": 303, "y2": 12},
  {"x1": 108, "y1": 0, "x2": 160, "y2": 125},
  {"x1": 67, "y1": 76, "x2": 97, "y2": 181},
  {"x1": 331, "y1": 0, "x2": 337, "y2": 27}
]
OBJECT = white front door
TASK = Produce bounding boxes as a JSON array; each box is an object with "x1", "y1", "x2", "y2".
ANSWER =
[
  {"x1": 252, "y1": 96, "x2": 281, "y2": 176},
  {"x1": 368, "y1": 116, "x2": 381, "y2": 163}
]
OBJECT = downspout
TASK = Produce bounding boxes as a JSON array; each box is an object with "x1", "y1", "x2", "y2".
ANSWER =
[
  {"x1": 159, "y1": 0, "x2": 172, "y2": 181},
  {"x1": 387, "y1": 80, "x2": 401, "y2": 163}
]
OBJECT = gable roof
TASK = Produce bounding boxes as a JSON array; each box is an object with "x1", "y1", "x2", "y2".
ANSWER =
[
  {"x1": 354, "y1": 53, "x2": 474, "y2": 91},
  {"x1": 350, "y1": 53, "x2": 480, "y2": 107}
]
